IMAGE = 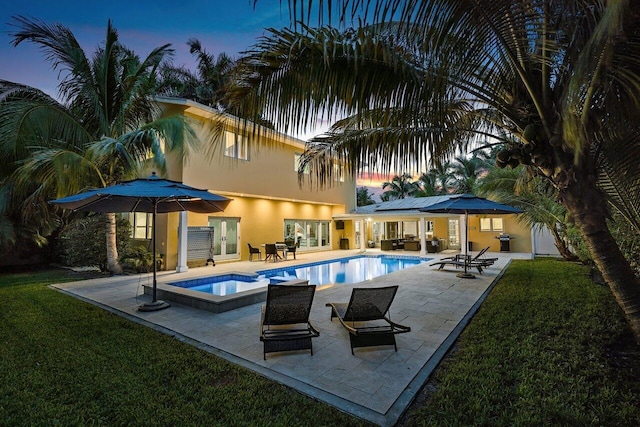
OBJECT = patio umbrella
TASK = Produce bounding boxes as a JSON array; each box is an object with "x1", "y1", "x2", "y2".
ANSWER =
[
  {"x1": 420, "y1": 194, "x2": 522, "y2": 278},
  {"x1": 51, "y1": 172, "x2": 231, "y2": 311}
]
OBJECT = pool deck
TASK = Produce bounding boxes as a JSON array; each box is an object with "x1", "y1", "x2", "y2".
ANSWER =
[{"x1": 52, "y1": 249, "x2": 531, "y2": 426}]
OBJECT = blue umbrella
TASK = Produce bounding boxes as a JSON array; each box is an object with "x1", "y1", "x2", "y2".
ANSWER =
[
  {"x1": 51, "y1": 172, "x2": 231, "y2": 311},
  {"x1": 420, "y1": 194, "x2": 522, "y2": 278}
]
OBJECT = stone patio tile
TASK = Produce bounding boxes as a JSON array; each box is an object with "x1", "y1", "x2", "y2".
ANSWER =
[{"x1": 51, "y1": 249, "x2": 530, "y2": 426}]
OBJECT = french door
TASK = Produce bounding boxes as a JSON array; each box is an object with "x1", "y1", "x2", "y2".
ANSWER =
[
  {"x1": 448, "y1": 219, "x2": 460, "y2": 249},
  {"x1": 208, "y1": 217, "x2": 239, "y2": 260}
]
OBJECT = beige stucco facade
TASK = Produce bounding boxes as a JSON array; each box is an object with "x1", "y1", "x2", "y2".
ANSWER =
[
  {"x1": 334, "y1": 209, "x2": 532, "y2": 255},
  {"x1": 153, "y1": 98, "x2": 356, "y2": 269}
]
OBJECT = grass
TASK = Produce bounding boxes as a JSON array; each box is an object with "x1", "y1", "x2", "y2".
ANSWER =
[
  {"x1": 0, "y1": 269, "x2": 366, "y2": 426},
  {"x1": 400, "y1": 258, "x2": 640, "y2": 426},
  {"x1": 2, "y1": 260, "x2": 639, "y2": 426}
]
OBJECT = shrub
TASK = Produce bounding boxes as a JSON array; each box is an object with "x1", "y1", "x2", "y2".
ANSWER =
[
  {"x1": 120, "y1": 245, "x2": 155, "y2": 273},
  {"x1": 58, "y1": 215, "x2": 131, "y2": 271}
]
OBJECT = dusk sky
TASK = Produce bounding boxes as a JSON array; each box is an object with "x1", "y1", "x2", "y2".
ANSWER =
[
  {"x1": 0, "y1": 0, "x2": 390, "y2": 194},
  {"x1": 0, "y1": 0, "x2": 294, "y2": 96}
]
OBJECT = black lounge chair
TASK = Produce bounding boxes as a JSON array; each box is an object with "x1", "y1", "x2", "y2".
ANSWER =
[
  {"x1": 260, "y1": 284, "x2": 319, "y2": 360},
  {"x1": 326, "y1": 285, "x2": 410, "y2": 354},
  {"x1": 431, "y1": 246, "x2": 497, "y2": 273},
  {"x1": 429, "y1": 258, "x2": 486, "y2": 273},
  {"x1": 247, "y1": 243, "x2": 261, "y2": 261}
]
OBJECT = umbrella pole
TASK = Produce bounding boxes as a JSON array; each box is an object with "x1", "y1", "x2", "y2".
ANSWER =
[
  {"x1": 457, "y1": 211, "x2": 475, "y2": 279},
  {"x1": 138, "y1": 201, "x2": 170, "y2": 311}
]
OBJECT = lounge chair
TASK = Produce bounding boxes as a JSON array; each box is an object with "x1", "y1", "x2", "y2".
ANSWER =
[
  {"x1": 326, "y1": 285, "x2": 411, "y2": 354},
  {"x1": 260, "y1": 283, "x2": 319, "y2": 360},
  {"x1": 430, "y1": 246, "x2": 497, "y2": 273},
  {"x1": 247, "y1": 243, "x2": 261, "y2": 261}
]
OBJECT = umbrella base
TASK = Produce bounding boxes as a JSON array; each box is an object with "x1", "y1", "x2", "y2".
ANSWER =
[
  {"x1": 456, "y1": 272, "x2": 476, "y2": 279},
  {"x1": 138, "y1": 300, "x2": 171, "y2": 312}
]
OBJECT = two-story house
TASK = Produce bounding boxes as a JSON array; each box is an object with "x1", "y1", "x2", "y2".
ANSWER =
[{"x1": 143, "y1": 98, "x2": 357, "y2": 270}]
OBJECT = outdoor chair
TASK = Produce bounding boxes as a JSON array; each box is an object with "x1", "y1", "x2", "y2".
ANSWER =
[
  {"x1": 247, "y1": 243, "x2": 261, "y2": 261},
  {"x1": 264, "y1": 243, "x2": 280, "y2": 262},
  {"x1": 326, "y1": 285, "x2": 411, "y2": 354},
  {"x1": 260, "y1": 283, "x2": 319, "y2": 360},
  {"x1": 286, "y1": 243, "x2": 297, "y2": 259},
  {"x1": 430, "y1": 246, "x2": 496, "y2": 273}
]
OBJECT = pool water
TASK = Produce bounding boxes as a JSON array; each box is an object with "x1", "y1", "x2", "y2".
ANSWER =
[{"x1": 170, "y1": 255, "x2": 429, "y2": 296}]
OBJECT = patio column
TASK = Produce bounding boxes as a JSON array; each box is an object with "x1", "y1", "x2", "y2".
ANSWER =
[
  {"x1": 419, "y1": 216, "x2": 427, "y2": 256},
  {"x1": 460, "y1": 214, "x2": 468, "y2": 252},
  {"x1": 360, "y1": 218, "x2": 366, "y2": 252},
  {"x1": 176, "y1": 211, "x2": 188, "y2": 273}
]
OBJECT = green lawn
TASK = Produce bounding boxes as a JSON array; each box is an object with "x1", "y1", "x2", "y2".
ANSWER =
[
  {"x1": 0, "y1": 269, "x2": 366, "y2": 426},
  {"x1": 2, "y1": 260, "x2": 639, "y2": 426},
  {"x1": 400, "y1": 258, "x2": 640, "y2": 426}
]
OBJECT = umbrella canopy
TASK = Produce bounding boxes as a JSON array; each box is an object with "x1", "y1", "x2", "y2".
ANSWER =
[
  {"x1": 51, "y1": 172, "x2": 231, "y2": 311},
  {"x1": 50, "y1": 172, "x2": 231, "y2": 214},
  {"x1": 420, "y1": 194, "x2": 522, "y2": 278}
]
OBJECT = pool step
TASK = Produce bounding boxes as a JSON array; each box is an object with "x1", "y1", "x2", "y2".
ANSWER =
[{"x1": 269, "y1": 276, "x2": 297, "y2": 284}]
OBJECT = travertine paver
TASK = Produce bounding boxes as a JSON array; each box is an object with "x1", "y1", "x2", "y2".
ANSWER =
[{"x1": 52, "y1": 249, "x2": 530, "y2": 426}]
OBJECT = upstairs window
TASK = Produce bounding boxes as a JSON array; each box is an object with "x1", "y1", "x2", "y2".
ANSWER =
[
  {"x1": 294, "y1": 153, "x2": 310, "y2": 174},
  {"x1": 224, "y1": 131, "x2": 249, "y2": 160},
  {"x1": 333, "y1": 162, "x2": 345, "y2": 182}
]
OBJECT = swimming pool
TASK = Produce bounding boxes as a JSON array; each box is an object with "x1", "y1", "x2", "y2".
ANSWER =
[
  {"x1": 146, "y1": 254, "x2": 431, "y2": 313},
  {"x1": 170, "y1": 255, "x2": 429, "y2": 296}
]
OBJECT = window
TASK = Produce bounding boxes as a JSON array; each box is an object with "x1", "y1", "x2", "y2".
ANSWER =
[
  {"x1": 127, "y1": 212, "x2": 152, "y2": 239},
  {"x1": 480, "y1": 217, "x2": 504, "y2": 232},
  {"x1": 332, "y1": 162, "x2": 345, "y2": 182},
  {"x1": 294, "y1": 153, "x2": 310, "y2": 174},
  {"x1": 224, "y1": 131, "x2": 249, "y2": 160},
  {"x1": 284, "y1": 219, "x2": 331, "y2": 248}
]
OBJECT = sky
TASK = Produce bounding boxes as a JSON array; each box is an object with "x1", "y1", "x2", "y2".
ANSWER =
[
  {"x1": 0, "y1": 0, "x2": 292, "y2": 96},
  {"x1": 0, "y1": 0, "x2": 391, "y2": 196}
]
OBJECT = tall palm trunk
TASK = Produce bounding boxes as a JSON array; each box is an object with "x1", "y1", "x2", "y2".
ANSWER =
[
  {"x1": 105, "y1": 212, "x2": 123, "y2": 274},
  {"x1": 560, "y1": 176, "x2": 640, "y2": 342},
  {"x1": 549, "y1": 225, "x2": 578, "y2": 261}
]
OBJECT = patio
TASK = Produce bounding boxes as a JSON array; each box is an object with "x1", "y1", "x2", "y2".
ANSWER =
[{"x1": 52, "y1": 249, "x2": 530, "y2": 426}]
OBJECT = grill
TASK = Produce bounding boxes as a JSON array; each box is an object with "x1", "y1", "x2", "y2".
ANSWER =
[{"x1": 498, "y1": 234, "x2": 512, "y2": 252}]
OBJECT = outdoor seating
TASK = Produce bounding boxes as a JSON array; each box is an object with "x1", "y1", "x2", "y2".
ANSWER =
[
  {"x1": 326, "y1": 285, "x2": 411, "y2": 354},
  {"x1": 403, "y1": 240, "x2": 420, "y2": 251},
  {"x1": 247, "y1": 243, "x2": 261, "y2": 261},
  {"x1": 430, "y1": 246, "x2": 496, "y2": 273},
  {"x1": 264, "y1": 243, "x2": 280, "y2": 262},
  {"x1": 380, "y1": 239, "x2": 396, "y2": 251},
  {"x1": 286, "y1": 243, "x2": 297, "y2": 259},
  {"x1": 441, "y1": 246, "x2": 496, "y2": 265},
  {"x1": 260, "y1": 283, "x2": 319, "y2": 360}
]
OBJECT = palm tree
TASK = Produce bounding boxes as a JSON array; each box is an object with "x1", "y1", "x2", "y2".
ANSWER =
[
  {"x1": 230, "y1": 2, "x2": 640, "y2": 340},
  {"x1": 159, "y1": 38, "x2": 235, "y2": 109},
  {"x1": 0, "y1": 17, "x2": 197, "y2": 273},
  {"x1": 356, "y1": 187, "x2": 376, "y2": 206},
  {"x1": 449, "y1": 153, "x2": 492, "y2": 194},
  {"x1": 381, "y1": 173, "x2": 418, "y2": 200},
  {"x1": 414, "y1": 172, "x2": 438, "y2": 197},
  {"x1": 479, "y1": 166, "x2": 577, "y2": 261}
]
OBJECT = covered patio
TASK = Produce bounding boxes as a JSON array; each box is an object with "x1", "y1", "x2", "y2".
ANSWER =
[{"x1": 52, "y1": 249, "x2": 531, "y2": 426}]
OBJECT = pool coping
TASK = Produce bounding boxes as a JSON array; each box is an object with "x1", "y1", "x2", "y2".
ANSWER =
[{"x1": 145, "y1": 254, "x2": 432, "y2": 314}]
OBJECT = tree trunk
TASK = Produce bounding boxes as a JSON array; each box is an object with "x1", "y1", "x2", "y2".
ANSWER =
[
  {"x1": 560, "y1": 178, "x2": 640, "y2": 343},
  {"x1": 549, "y1": 225, "x2": 578, "y2": 261},
  {"x1": 105, "y1": 212, "x2": 123, "y2": 274}
]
